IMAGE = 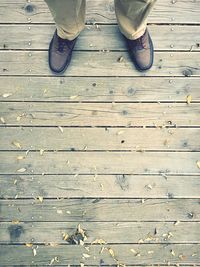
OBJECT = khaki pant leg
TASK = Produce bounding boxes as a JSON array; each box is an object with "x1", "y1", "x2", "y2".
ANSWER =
[
  {"x1": 114, "y1": 0, "x2": 157, "y2": 40},
  {"x1": 44, "y1": 0, "x2": 86, "y2": 40}
]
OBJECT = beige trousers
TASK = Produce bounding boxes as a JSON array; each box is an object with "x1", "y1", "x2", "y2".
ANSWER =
[{"x1": 44, "y1": 0, "x2": 156, "y2": 40}]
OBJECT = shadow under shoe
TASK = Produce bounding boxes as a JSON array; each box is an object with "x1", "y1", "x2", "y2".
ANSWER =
[
  {"x1": 48, "y1": 30, "x2": 77, "y2": 74},
  {"x1": 124, "y1": 29, "x2": 154, "y2": 71}
]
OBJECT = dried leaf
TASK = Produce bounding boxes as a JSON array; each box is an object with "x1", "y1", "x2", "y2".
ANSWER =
[
  {"x1": 57, "y1": 209, "x2": 63, "y2": 214},
  {"x1": 130, "y1": 249, "x2": 137, "y2": 254},
  {"x1": 49, "y1": 258, "x2": 55, "y2": 265},
  {"x1": 37, "y1": 196, "x2": 43, "y2": 203},
  {"x1": 49, "y1": 256, "x2": 59, "y2": 265},
  {"x1": 100, "y1": 183, "x2": 104, "y2": 190},
  {"x1": 92, "y1": 238, "x2": 106, "y2": 245},
  {"x1": 196, "y1": 160, "x2": 200, "y2": 169},
  {"x1": 148, "y1": 251, "x2": 154, "y2": 254},
  {"x1": 2, "y1": 93, "x2": 12, "y2": 98},
  {"x1": 83, "y1": 253, "x2": 90, "y2": 258},
  {"x1": 145, "y1": 184, "x2": 153, "y2": 190},
  {"x1": 13, "y1": 179, "x2": 17, "y2": 185},
  {"x1": 12, "y1": 220, "x2": 20, "y2": 224},
  {"x1": 12, "y1": 141, "x2": 22, "y2": 149},
  {"x1": 58, "y1": 126, "x2": 64, "y2": 133},
  {"x1": 62, "y1": 232, "x2": 69, "y2": 241},
  {"x1": 66, "y1": 210, "x2": 71, "y2": 214},
  {"x1": 186, "y1": 95, "x2": 192, "y2": 104},
  {"x1": 171, "y1": 250, "x2": 176, "y2": 256},
  {"x1": 78, "y1": 224, "x2": 85, "y2": 237},
  {"x1": 79, "y1": 239, "x2": 84, "y2": 246},
  {"x1": 32, "y1": 248, "x2": 37, "y2": 256},
  {"x1": 80, "y1": 263, "x2": 84, "y2": 267},
  {"x1": 39, "y1": 149, "x2": 44, "y2": 156},
  {"x1": 117, "y1": 56, "x2": 124, "y2": 62},
  {"x1": 69, "y1": 95, "x2": 78, "y2": 99},
  {"x1": 26, "y1": 243, "x2": 33, "y2": 247},
  {"x1": 116, "y1": 130, "x2": 124, "y2": 135},
  {"x1": 0, "y1": 117, "x2": 5, "y2": 124},
  {"x1": 174, "y1": 220, "x2": 180, "y2": 226},
  {"x1": 49, "y1": 242, "x2": 59, "y2": 247},
  {"x1": 108, "y1": 248, "x2": 115, "y2": 258},
  {"x1": 16, "y1": 168, "x2": 26, "y2": 175},
  {"x1": 17, "y1": 155, "x2": 25, "y2": 160}
]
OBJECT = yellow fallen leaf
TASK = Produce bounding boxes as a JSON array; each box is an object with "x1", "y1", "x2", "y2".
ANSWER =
[
  {"x1": 26, "y1": 243, "x2": 33, "y2": 247},
  {"x1": 108, "y1": 248, "x2": 115, "y2": 258},
  {"x1": 58, "y1": 126, "x2": 64, "y2": 133},
  {"x1": 2, "y1": 93, "x2": 12, "y2": 98},
  {"x1": 12, "y1": 220, "x2": 20, "y2": 224},
  {"x1": 62, "y1": 232, "x2": 69, "y2": 241},
  {"x1": 186, "y1": 95, "x2": 192, "y2": 104},
  {"x1": 69, "y1": 95, "x2": 78, "y2": 99},
  {"x1": 0, "y1": 117, "x2": 5, "y2": 124},
  {"x1": 12, "y1": 141, "x2": 21, "y2": 149},
  {"x1": 171, "y1": 250, "x2": 176, "y2": 256},
  {"x1": 17, "y1": 156, "x2": 25, "y2": 160},
  {"x1": 79, "y1": 239, "x2": 84, "y2": 246},
  {"x1": 39, "y1": 149, "x2": 44, "y2": 156},
  {"x1": 196, "y1": 160, "x2": 200, "y2": 169},
  {"x1": 17, "y1": 168, "x2": 26, "y2": 173},
  {"x1": 130, "y1": 249, "x2": 137, "y2": 254},
  {"x1": 92, "y1": 238, "x2": 106, "y2": 244},
  {"x1": 83, "y1": 253, "x2": 90, "y2": 258},
  {"x1": 37, "y1": 196, "x2": 43, "y2": 203}
]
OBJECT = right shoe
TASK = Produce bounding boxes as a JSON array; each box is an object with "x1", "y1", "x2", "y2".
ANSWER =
[{"x1": 48, "y1": 30, "x2": 77, "y2": 74}]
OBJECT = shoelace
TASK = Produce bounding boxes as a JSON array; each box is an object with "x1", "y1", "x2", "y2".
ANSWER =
[
  {"x1": 55, "y1": 37, "x2": 69, "y2": 53},
  {"x1": 134, "y1": 32, "x2": 148, "y2": 49}
]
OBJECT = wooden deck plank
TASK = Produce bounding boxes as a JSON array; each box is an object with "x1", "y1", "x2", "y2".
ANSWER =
[
  {"x1": 0, "y1": 77, "x2": 200, "y2": 102},
  {"x1": 0, "y1": 102, "x2": 199, "y2": 127},
  {"x1": 0, "y1": 151, "x2": 200, "y2": 175},
  {"x1": 1, "y1": 51, "x2": 200, "y2": 77},
  {"x1": 1, "y1": 25, "x2": 200, "y2": 51},
  {"x1": 1, "y1": 174, "x2": 200, "y2": 198},
  {"x1": 0, "y1": 244, "x2": 199, "y2": 265},
  {"x1": 1, "y1": 199, "x2": 199, "y2": 222},
  {"x1": 0, "y1": 0, "x2": 200, "y2": 24},
  {"x1": 0, "y1": 127, "x2": 199, "y2": 151},
  {"x1": 1, "y1": 221, "x2": 200, "y2": 244}
]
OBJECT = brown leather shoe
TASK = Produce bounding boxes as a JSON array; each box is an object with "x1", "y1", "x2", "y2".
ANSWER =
[
  {"x1": 48, "y1": 30, "x2": 77, "y2": 74},
  {"x1": 124, "y1": 28, "x2": 154, "y2": 71}
]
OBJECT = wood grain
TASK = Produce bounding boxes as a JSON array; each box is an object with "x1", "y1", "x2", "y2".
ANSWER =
[
  {"x1": 0, "y1": 51, "x2": 200, "y2": 77},
  {"x1": 1, "y1": 199, "x2": 199, "y2": 222},
  {"x1": 1, "y1": 25, "x2": 200, "y2": 51},
  {"x1": 0, "y1": 244, "x2": 199, "y2": 265},
  {"x1": 0, "y1": 127, "x2": 199, "y2": 151},
  {"x1": 0, "y1": 102, "x2": 199, "y2": 127},
  {"x1": 1, "y1": 221, "x2": 200, "y2": 243},
  {"x1": 1, "y1": 174, "x2": 200, "y2": 198},
  {"x1": 0, "y1": 0, "x2": 200, "y2": 24},
  {"x1": 0, "y1": 151, "x2": 200, "y2": 175},
  {"x1": 0, "y1": 77, "x2": 199, "y2": 102}
]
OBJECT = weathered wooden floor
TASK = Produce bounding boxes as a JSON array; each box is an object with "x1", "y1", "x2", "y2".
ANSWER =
[{"x1": 0, "y1": 0, "x2": 200, "y2": 266}]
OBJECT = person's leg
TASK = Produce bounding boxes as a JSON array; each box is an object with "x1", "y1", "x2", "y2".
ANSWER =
[
  {"x1": 114, "y1": 0, "x2": 156, "y2": 40},
  {"x1": 114, "y1": 0, "x2": 156, "y2": 71},
  {"x1": 44, "y1": 0, "x2": 86, "y2": 40},
  {"x1": 44, "y1": 0, "x2": 86, "y2": 74}
]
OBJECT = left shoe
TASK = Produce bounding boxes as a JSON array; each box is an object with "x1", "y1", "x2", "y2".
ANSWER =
[{"x1": 124, "y1": 28, "x2": 154, "y2": 71}]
